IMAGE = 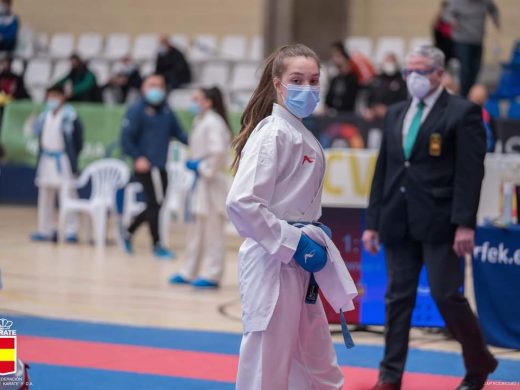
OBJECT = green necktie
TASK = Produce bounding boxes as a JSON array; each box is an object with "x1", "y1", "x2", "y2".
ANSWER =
[{"x1": 403, "y1": 100, "x2": 425, "y2": 160}]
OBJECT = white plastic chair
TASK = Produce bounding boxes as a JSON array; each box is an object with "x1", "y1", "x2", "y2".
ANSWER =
[
  {"x1": 160, "y1": 161, "x2": 193, "y2": 247},
  {"x1": 11, "y1": 58, "x2": 25, "y2": 75},
  {"x1": 190, "y1": 35, "x2": 219, "y2": 62},
  {"x1": 49, "y1": 33, "x2": 75, "y2": 59},
  {"x1": 59, "y1": 159, "x2": 130, "y2": 247},
  {"x1": 198, "y1": 62, "x2": 230, "y2": 88},
  {"x1": 374, "y1": 37, "x2": 405, "y2": 66},
  {"x1": 77, "y1": 33, "x2": 103, "y2": 60},
  {"x1": 132, "y1": 34, "x2": 159, "y2": 62},
  {"x1": 170, "y1": 34, "x2": 190, "y2": 53},
  {"x1": 89, "y1": 59, "x2": 110, "y2": 85},
  {"x1": 345, "y1": 36, "x2": 373, "y2": 58},
  {"x1": 14, "y1": 25, "x2": 34, "y2": 60},
  {"x1": 220, "y1": 35, "x2": 247, "y2": 60},
  {"x1": 168, "y1": 88, "x2": 195, "y2": 110},
  {"x1": 51, "y1": 59, "x2": 70, "y2": 84},
  {"x1": 104, "y1": 33, "x2": 131, "y2": 61},
  {"x1": 122, "y1": 182, "x2": 146, "y2": 229},
  {"x1": 249, "y1": 36, "x2": 264, "y2": 61},
  {"x1": 25, "y1": 58, "x2": 52, "y2": 88},
  {"x1": 140, "y1": 61, "x2": 155, "y2": 77},
  {"x1": 230, "y1": 90, "x2": 254, "y2": 111},
  {"x1": 230, "y1": 62, "x2": 260, "y2": 91}
]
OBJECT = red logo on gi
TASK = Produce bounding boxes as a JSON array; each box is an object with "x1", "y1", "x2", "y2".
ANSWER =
[
  {"x1": 0, "y1": 319, "x2": 16, "y2": 375},
  {"x1": 302, "y1": 155, "x2": 315, "y2": 165}
]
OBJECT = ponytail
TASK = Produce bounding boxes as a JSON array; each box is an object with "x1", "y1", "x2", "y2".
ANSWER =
[
  {"x1": 231, "y1": 43, "x2": 320, "y2": 171},
  {"x1": 201, "y1": 86, "x2": 231, "y2": 133}
]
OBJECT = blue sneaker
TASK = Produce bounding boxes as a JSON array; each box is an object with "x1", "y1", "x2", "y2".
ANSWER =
[
  {"x1": 169, "y1": 274, "x2": 190, "y2": 285},
  {"x1": 65, "y1": 233, "x2": 79, "y2": 244},
  {"x1": 192, "y1": 278, "x2": 219, "y2": 289},
  {"x1": 119, "y1": 225, "x2": 133, "y2": 254},
  {"x1": 153, "y1": 244, "x2": 175, "y2": 260},
  {"x1": 30, "y1": 232, "x2": 57, "y2": 242}
]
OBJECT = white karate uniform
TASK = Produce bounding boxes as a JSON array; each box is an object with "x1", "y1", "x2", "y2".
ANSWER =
[
  {"x1": 226, "y1": 104, "x2": 344, "y2": 389},
  {"x1": 180, "y1": 109, "x2": 231, "y2": 282},
  {"x1": 35, "y1": 109, "x2": 78, "y2": 237}
]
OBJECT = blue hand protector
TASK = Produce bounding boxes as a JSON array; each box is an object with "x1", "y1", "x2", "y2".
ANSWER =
[
  {"x1": 185, "y1": 159, "x2": 200, "y2": 173},
  {"x1": 293, "y1": 234, "x2": 327, "y2": 273},
  {"x1": 317, "y1": 223, "x2": 332, "y2": 239}
]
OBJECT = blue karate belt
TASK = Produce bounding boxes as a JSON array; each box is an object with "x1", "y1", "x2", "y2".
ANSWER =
[
  {"x1": 289, "y1": 221, "x2": 355, "y2": 349},
  {"x1": 41, "y1": 149, "x2": 63, "y2": 174}
]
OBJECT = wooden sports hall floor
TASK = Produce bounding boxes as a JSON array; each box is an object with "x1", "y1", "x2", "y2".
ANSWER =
[{"x1": 0, "y1": 205, "x2": 518, "y2": 361}]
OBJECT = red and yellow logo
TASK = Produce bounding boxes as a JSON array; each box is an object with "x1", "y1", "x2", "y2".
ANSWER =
[{"x1": 0, "y1": 319, "x2": 16, "y2": 376}]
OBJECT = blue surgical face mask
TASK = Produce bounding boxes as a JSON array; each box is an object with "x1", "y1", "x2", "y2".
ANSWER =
[
  {"x1": 190, "y1": 102, "x2": 202, "y2": 115},
  {"x1": 46, "y1": 98, "x2": 61, "y2": 112},
  {"x1": 282, "y1": 83, "x2": 320, "y2": 118},
  {"x1": 145, "y1": 87, "x2": 166, "y2": 105}
]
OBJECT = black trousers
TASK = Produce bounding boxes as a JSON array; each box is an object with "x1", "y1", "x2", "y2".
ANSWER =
[
  {"x1": 128, "y1": 168, "x2": 168, "y2": 245},
  {"x1": 455, "y1": 41, "x2": 483, "y2": 97},
  {"x1": 380, "y1": 239, "x2": 495, "y2": 384}
]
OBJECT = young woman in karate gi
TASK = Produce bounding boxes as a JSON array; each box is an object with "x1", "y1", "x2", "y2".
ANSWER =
[
  {"x1": 170, "y1": 87, "x2": 232, "y2": 289},
  {"x1": 31, "y1": 86, "x2": 83, "y2": 243},
  {"x1": 226, "y1": 44, "x2": 344, "y2": 389}
]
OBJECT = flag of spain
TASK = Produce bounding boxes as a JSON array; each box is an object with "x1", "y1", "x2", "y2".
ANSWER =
[{"x1": 0, "y1": 337, "x2": 16, "y2": 375}]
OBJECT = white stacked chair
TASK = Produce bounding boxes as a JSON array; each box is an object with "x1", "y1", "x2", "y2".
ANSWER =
[
  {"x1": 198, "y1": 62, "x2": 230, "y2": 88},
  {"x1": 59, "y1": 159, "x2": 130, "y2": 247},
  {"x1": 11, "y1": 58, "x2": 25, "y2": 75},
  {"x1": 14, "y1": 25, "x2": 35, "y2": 60},
  {"x1": 132, "y1": 34, "x2": 159, "y2": 62},
  {"x1": 104, "y1": 33, "x2": 131, "y2": 61},
  {"x1": 160, "y1": 161, "x2": 194, "y2": 247},
  {"x1": 190, "y1": 35, "x2": 219, "y2": 62},
  {"x1": 122, "y1": 182, "x2": 145, "y2": 229},
  {"x1": 168, "y1": 89, "x2": 194, "y2": 110},
  {"x1": 140, "y1": 61, "x2": 155, "y2": 77},
  {"x1": 25, "y1": 59, "x2": 52, "y2": 102},
  {"x1": 249, "y1": 36, "x2": 264, "y2": 61},
  {"x1": 230, "y1": 62, "x2": 260, "y2": 92},
  {"x1": 49, "y1": 33, "x2": 75, "y2": 59},
  {"x1": 77, "y1": 33, "x2": 103, "y2": 60},
  {"x1": 220, "y1": 35, "x2": 247, "y2": 60},
  {"x1": 374, "y1": 37, "x2": 406, "y2": 65},
  {"x1": 89, "y1": 59, "x2": 111, "y2": 86},
  {"x1": 51, "y1": 59, "x2": 70, "y2": 84},
  {"x1": 170, "y1": 34, "x2": 190, "y2": 53},
  {"x1": 345, "y1": 36, "x2": 373, "y2": 58}
]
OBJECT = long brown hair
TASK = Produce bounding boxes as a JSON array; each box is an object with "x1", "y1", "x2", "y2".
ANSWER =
[
  {"x1": 231, "y1": 43, "x2": 320, "y2": 171},
  {"x1": 201, "y1": 86, "x2": 232, "y2": 133}
]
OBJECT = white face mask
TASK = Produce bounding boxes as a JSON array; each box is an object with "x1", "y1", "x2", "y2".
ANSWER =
[
  {"x1": 381, "y1": 62, "x2": 398, "y2": 76},
  {"x1": 406, "y1": 72, "x2": 431, "y2": 99}
]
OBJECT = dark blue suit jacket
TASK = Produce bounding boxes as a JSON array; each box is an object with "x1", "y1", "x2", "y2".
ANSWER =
[{"x1": 366, "y1": 89, "x2": 487, "y2": 244}]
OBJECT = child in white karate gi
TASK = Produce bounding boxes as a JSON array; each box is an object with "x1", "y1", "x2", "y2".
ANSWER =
[{"x1": 30, "y1": 86, "x2": 83, "y2": 242}]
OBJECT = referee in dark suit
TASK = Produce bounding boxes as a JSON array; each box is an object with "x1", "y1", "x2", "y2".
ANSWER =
[{"x1": 363, "y1": 46, "x2": 497, "y2": 390}]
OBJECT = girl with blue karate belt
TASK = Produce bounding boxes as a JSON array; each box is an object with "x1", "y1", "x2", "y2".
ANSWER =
[
  {"x1": 226, "y1": 44, "x2": 345, "y2": 389},
  {"x1": 31, "y1": 86, "x2": 83, "y2": 243}
]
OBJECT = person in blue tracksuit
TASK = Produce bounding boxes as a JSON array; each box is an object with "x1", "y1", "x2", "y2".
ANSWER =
[
  {"x1": 0, "y1": 0, "x2": 18, "y2": 53},
  {"x1": 120, "y1": 74, "x2": 188, "y2": 258}
]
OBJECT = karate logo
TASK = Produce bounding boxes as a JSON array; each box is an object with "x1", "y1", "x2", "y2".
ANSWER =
[
  {"x1": 304, "y1": 251, "x2": 315, "y2": 263},
  {"x1": 0, "y1": 319, "x2": 17, "y2": 376},
  {"x1": 302, "y1": 155, "x2": 315, "y2": 165}
]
